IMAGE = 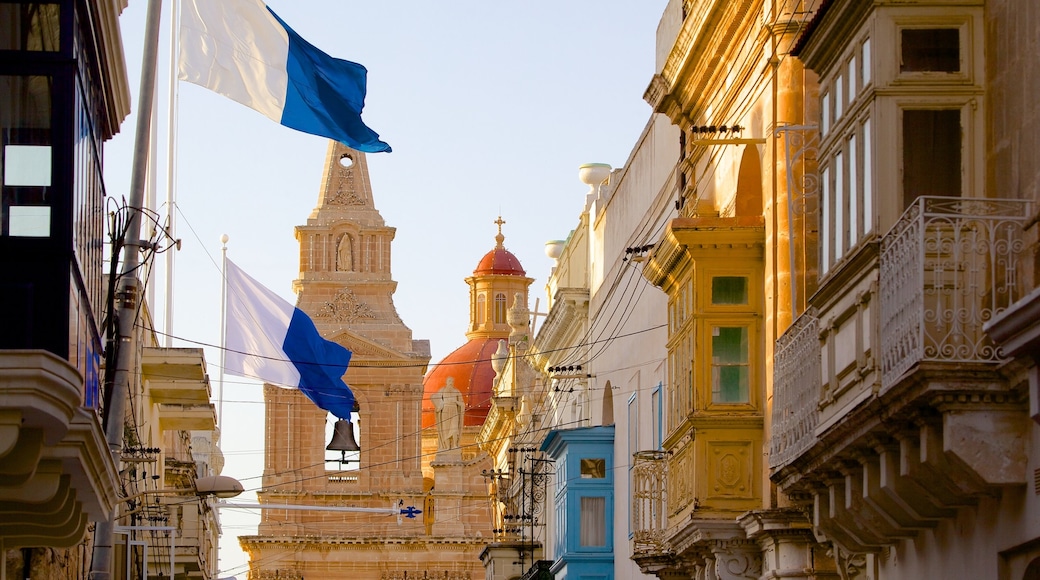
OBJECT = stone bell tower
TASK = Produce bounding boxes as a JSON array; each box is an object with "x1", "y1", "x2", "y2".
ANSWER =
[{"x1": 240, "y1": 143, "x2": 486, "y2": 579}]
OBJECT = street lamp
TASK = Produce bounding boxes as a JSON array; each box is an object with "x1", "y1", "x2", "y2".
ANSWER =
[
  {"x1": 110, "y1": 475, "x2": 244, "y2": 580},
  {"x1": 116, "y1": 474, "x2": 245, "y2": 505},
  {"x1": 195, "y1": 475, "x2": 245, "y2": 499}
]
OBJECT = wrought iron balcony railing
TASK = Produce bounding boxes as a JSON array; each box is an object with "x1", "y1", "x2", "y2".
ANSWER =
[
  {"x1": 521, "y1": 560, "x2": 553, "y2": 580},
  {"x1": 880, "y1": 196, "x2": 1029, "y2": 388},
  {"x1": 631, "y1": 450, "x2": 669, "y2": 557},
  {"x1": 770, "y1": 196, "x2": 1030, "y2": 472},
  {"x1": 769, "y1": 309, "x2": 820, "y2": 470}
]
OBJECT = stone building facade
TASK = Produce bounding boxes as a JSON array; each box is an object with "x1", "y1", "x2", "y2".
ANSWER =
[
  {"x1": 239, "y1": 143, "x2": 492, "y2": 579},
  {"x1": 630, "y1": 0, "x2": 1040, "y2": 579}
]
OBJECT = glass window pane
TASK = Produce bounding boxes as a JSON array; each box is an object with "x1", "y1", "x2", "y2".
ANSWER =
[
  {"x1": 822, "y1": 91, "x2": 830, "y2": 136},
  {"x1": 580, "y1": 496, "x2": 606, "y2": 547},
  {"x1": 628, "y1": 396, "x2": 638, "y2": 455},
  {"x1": 9, "y1": 205, "x2": 49, "y2": 237},
  {"x1": 0, "y1": 4, "x2": 61, "y2": 51},
  {"x1": 849, "y1": 134, "x2": 858, "y2": 243},
  {"x1": 581, "y1": 458, "x2": 606, "y2": 479},
  {"x1": 863, "y1": 118, "x2": 873, "y2": 232},
  {"x1": 848, "y1": 55, "x2": 858, "y2": 98},
  {"x1": 712, "y1": 326, "x2": 749, "y2": 403},
  {"x1": 835, "y1": 73, "x2": 844, "y2": 121},
  {"x1": 712, "y1": 276, "x2": 748, "y2": 304},
  {"x1": 2, "y1": 75, "x2": 53, "y2": 239},
  {"x1": 651, "y1": 388, "x2": 661, "y2": 450},
  {"x1": 863, "y1": 38, "x2": 872, "y2": 85},
  {"x1": 901, "y1": 28, "x2": 959, "y2": 72},
  {"x1": 835, "y1": 151, "x2": 844, "y2": 258},
  {"x1": 821, "y1": 165, "x2": 831, "y2": 272},
  {"x1": 4, "y1": 144, "x2": 51, "y2": 186}
]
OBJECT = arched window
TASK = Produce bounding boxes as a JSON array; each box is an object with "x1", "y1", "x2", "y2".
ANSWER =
[
  {"x1": 494, "y1": 293, "x2": 507, "y2": 324},
  {"x1": 476, "y1": 294, "x2": 487, "y2": 326}
]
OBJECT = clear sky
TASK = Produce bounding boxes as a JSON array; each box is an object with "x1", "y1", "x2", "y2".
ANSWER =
[{"x1": 107, "y1": 1, "x2": 668, "y2": 576}]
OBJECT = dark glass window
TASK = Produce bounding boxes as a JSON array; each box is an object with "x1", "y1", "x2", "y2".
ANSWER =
[
  {"x1": 1, "y1": 74, "x2": 53, "y2": 237},
  {"x1": 712, "y1": 276, "x2": 748, "y2": 304},
  {"x1": 901, "y1": 29, "x2": 960, "y2": 72},
  {"x1": 73, "y1": 69, "x2": 105, "y2": 321},
  {"x1": 0, "y1": 4, "x2": 61, "y2": 51},
  {"x1": 902, "y1": 109, "x2": 961, "y2": 208}
]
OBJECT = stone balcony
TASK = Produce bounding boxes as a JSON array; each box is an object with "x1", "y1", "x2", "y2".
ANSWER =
[
  {"x1": 142, "y1": 347, "x2": 216, "y2": 432},
  {"x1": 770, "y1": 196, "x2": 1030, "y2": 553},
  {"x1": 0, "y1": 350, "x2": 119, "y2": 549}
]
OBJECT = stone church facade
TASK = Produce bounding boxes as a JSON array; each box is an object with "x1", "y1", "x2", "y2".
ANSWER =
[{"x1": 238, "y1": 143, "x2": 492, "y2": 579}]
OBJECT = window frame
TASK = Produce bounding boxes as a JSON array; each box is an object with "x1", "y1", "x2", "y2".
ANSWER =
[
  {"x1": 708, "y1": 323, "x2": 752, "y2": 405},
  {"x1": 819, "y1": 114, "x2": 874, "y2": 275}
]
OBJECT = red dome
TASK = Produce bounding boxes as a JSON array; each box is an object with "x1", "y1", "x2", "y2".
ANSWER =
[
  {"x1": 422, "y1": 338, "x2": 503, "y2": 429},
  {"x1": 474, "y1": 247, "x2": 526, "y2": 276}
]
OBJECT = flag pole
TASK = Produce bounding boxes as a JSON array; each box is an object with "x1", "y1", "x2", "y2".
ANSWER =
[
  {"x1": 219, "y1": 234, "x2": 229, "y2": 428},
  {"x1": 91, "y1": 0, "x2": 164, "y2": 577},
  {"x1": 163, "y1": 0, "x2": 180, "y2": 347}
]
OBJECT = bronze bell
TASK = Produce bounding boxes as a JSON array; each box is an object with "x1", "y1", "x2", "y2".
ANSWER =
[{"x1": 327, "y1": 419, "x2": 360, "y2": 452}]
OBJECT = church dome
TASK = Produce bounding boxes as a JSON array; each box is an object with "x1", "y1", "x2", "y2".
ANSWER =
[
  {"x1": 422, "y1": 338, "x2": 502, "y2": 429},
  {"x1": 423, "y1": 217, "x2": 531, "y2": 433},
  {"x1": 473, "y1": 236, "x2": 526, "y2": 276}
]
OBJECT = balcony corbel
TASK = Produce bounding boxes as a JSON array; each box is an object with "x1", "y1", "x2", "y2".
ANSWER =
[
  {"x1": 931, "y1": 392, "x2": 1027, "y2": 487},
  {"x1": 856, "y1": 440, "x2": 947, "y2": 532},
  {"x1": 834, "y1": 458, "x2": 916, "y2": 543},
  {"x1": 814, "y1": 472, "x2": 888, "y2": 554}
]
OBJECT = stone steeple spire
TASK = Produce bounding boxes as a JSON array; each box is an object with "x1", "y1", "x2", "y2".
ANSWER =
[
  {"x1": 292, "y1": 142, "x2": 417, "y2": 353},
  {"x1": 316, "y1": 141, "x2": 378, "y2": 213}
]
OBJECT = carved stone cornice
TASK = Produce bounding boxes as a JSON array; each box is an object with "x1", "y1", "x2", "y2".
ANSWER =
[
  {"x1": 738, "y1": 508, "x2": 813, "y2": 540},
  {"x1": 644, "y1": 217, "x2": 765, "y2": 293},
  {"x1": 533, "y1": 287, "x2": 589, "y2": 361},
  {"x1": 647, "y1": 0, "x2": 759, "y2": 125}
]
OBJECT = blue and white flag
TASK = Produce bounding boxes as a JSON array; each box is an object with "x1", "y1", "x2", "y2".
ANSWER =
[
  {"x1": 224, "y1": 259, "x2": 355, "y2": 419},
  {"x1": 179, "y1": 0, "x2": 391, "y2": 153}
]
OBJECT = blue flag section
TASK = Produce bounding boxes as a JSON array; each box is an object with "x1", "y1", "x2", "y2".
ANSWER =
[
  {"x1": 282, "y1": 308, "x2": 355, "y2": 420},
  {"x1": 179, "y1": 0, "x2": 391, "y2": 153},
  {"x1": 224, "y1": 259, "x2": 356, "y2": 419},
  {"x1": 268, "y1": 9, "x2": 391, "y2": 153}
]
